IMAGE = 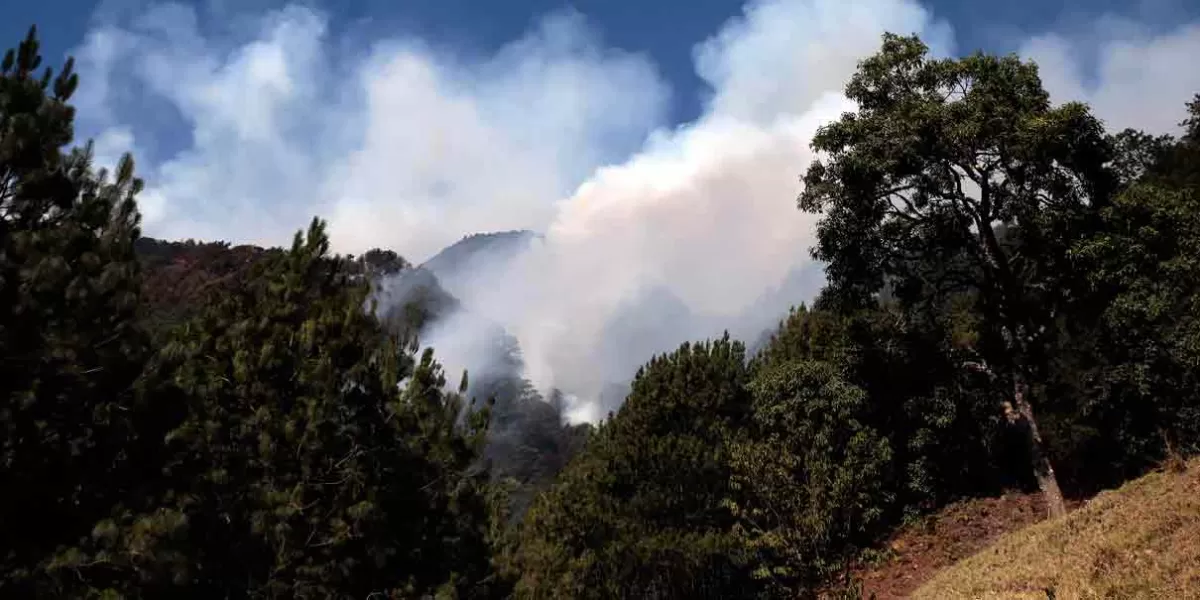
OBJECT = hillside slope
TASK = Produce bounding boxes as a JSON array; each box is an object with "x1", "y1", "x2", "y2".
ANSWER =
[
  {"x1": 846, "y1": 492, "x2": 1050, "y2": 599},
  {"x1": 419, "y1": 230, "x2": 536, "y2": 294},
  {"x1": 913, "y1": 459, "x2": 1200, "y2": 600}
]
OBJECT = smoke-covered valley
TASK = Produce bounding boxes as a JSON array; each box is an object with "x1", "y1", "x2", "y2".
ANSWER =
[
  {"x1": 75, "y1": 0, "x2": 1200, "y2": 423},
  {"x1": 345, "y1": 0, "x2": 1199, "y2": 423},
  {"x1": 383, "y1": 228, "x2": 826, "y2": 422},
  {"x1": 358, "y1": 0, "x2": 949, "y2": 422}
]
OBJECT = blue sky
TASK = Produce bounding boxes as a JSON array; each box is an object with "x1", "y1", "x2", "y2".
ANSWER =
[
  {"x1": 6, "y1": 0, "x2": 1200, "y2": 418},
  {"x1": 8, "y1": 0, "x2": 1196, "y2": 127}
]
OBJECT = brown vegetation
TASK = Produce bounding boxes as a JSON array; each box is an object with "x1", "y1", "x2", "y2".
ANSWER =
[
  {"x1": 913, "y1": 459, "x2": 1200, "y2": 599},
  {"x1": 841, "y1": 493, "x2": 1049, "y2": 599}
]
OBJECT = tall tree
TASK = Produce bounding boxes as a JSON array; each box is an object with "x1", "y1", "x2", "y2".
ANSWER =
[
  {"x1": 798, "y1": 34, "x2": 1116, "y2": 517},
  {"x1": 0, "y1": 26, "x2": 153, "y2": 593},
  {"x1": 514, "y1": 336, "x2": 758, "y2": 599},
  {"x1": 728, "y1": 359, "x2": 891, "y2": 596},
  {"x1": 1069, "y1": 99, "x2": 1200, "y2": 470}
]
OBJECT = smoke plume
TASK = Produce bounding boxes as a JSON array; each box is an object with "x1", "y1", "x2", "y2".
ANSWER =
[{"x1": 72, "y1": 0, "x2": 1200, "y2": 422}]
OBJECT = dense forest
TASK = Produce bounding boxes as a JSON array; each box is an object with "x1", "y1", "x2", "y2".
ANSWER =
[{"x1": 3, "y1": 24, "x2": 1200, "y2": 599}]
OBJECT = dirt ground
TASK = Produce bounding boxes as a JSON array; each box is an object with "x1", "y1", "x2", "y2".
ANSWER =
[
  {"x1": 849, "y1": 493, "x2": 1055, "y2": 599},
  {"x1": 912, "y1": 461, "x2": 1200, "y2": 600}
]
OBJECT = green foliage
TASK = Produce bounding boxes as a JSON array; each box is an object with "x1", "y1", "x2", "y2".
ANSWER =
[
  {"x1": 2, "y1": 29, "x2": 508, "y2": 594},
  {"x1": 49, "y1": 220, "x2": 500, "y2": 598},
  {"x1": 1069, "y1": 181, "x2": 1200, "y2": 462},
  {"x1": 1108, "y1": 128, "x2": 1174, "y2": 189},
  {"x1": 727, "y1": 304, "x2": 1016, "y2": 596},
  {"x1": 513, "y1": 336, "x2": 759, "y2": 599},
  {"x1": 799, "y1": 32, "x2": 1113, "y2": 352},
  {"x1": 798, "y1": 33, "x2": 1124, "y2": 516},
  {"x1": 0, "y1": 27, "x2": 153, "y2": 594},
  {"x1": 728, "y1": 360, "x2": 891, "y2": 593},
  {"x1": 760, "y1": 305, "x2": 1012, "y2": 501},
  {"x1": 1012, "y1": 101, "x2": 1200, "y2": 494}
]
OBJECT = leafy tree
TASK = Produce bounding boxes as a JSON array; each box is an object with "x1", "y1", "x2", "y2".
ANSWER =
[
  {"x1": 0, "y1": 27, "x2": 156, "y2": 593},
  {"x1": 727, "y1": 303, "x2": 1019, "y2": 596},
  {"x1": 52, "y1": 220, "x2": 502, "y2": 598},
  {"x1": 728, "y1": 360, "x2": 890, "y2": 596},
  {"x1": 1160, "y1": 94, "x2": 1200, "y2": 188},
  {"x1": 1071, "y1": 136, "x2": 1200, "y2": 466},
  {"x1": 1108, "y1": 128, "x2": 1174, "y2": 189},
  {"x1": 754, "y1": 305, "x2": 1013, "y2": 506},
  {"x1": 356, "y1": 248, "x2": 410, "y2": 277},
  {"x1": 514, "y1": 336, "x2": 759, "y2": 599},
  {"x1": 1021, "y1": 97, "x2": 1200, "y2": 492},
  {"x1": 799, "y1": 34, "x2": 1117, "y2": 516}
]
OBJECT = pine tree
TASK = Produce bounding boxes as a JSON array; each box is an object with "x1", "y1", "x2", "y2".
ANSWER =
[
  {"x1": 515, "y1": 335, "x2": 759, "y2": 599},
  {"x1": 55, "y1": 220, "x2": 501, "y2": 598},
  {"x1": 1, "y1": 26, "x2": 152, "y2": 593}
]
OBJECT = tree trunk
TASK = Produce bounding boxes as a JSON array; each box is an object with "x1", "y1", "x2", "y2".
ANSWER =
[{"x1": 1013, "y1": 370, "x2": 1067, "y2": 518}]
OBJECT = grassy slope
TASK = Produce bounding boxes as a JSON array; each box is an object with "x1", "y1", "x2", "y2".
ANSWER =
[
  {"x1": 912, "y1": 459, "x2": 1200, "y2": 600},
  {"x1": 846, "y1": 492, "x2": 1048, "y2": 599}
]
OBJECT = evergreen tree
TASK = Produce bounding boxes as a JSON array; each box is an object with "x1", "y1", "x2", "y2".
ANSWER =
[
  {"x1": 53, "y1": 220, "x2": 501, "y2": 598},
  {"x1": 0, "y1": 27, "x2": 154, "y2": 593},
  {"x1": 514, "y1": 336, "x2": 758, "y2": 599}
]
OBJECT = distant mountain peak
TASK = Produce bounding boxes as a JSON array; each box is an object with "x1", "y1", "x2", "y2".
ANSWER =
[{"x1": 419, "y1": 229, "x2": 539, "y2": 284}]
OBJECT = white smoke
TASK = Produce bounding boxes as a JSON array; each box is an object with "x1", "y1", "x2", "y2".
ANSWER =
[
  {"x1": 416, "y1": 0, "x2": 953, "y2": 421},
  {"x1": 72, "y1": 5, "x2": 667, "y2": 258},
  {"x1": 72, "y1": 0, "x2": 1200, "y2": 422},
  {"x1": 1021, "y1": 19, "x2": 1200, "y2": 134}
]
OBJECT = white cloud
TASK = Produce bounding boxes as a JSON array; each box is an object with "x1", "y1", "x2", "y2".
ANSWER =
[
  {"x1": 73, "y1": 0, "x2": 1200, "y2": 422},
  {"x1": 419, "y1": 0, "x2": 952, "y2": 419},
  {"x1": 694, "y1": 0, "x2": 953, "y2": 124}
]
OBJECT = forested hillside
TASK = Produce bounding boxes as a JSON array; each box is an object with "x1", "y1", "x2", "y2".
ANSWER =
[
  {"x1": 134, "y1": 235, "x2": 590, "y2": 526},
  {"x1": 4, "y1": 24, "x2": 1200, "y2": 599}
]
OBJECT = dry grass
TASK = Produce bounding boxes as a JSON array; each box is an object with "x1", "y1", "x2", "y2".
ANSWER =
[
  {"x1": 845, "y1": 492, "x2": 1048, "y2": 599},
  {"x1": 912, "y1": 459, "x2": 1200, "y2": 600}
]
